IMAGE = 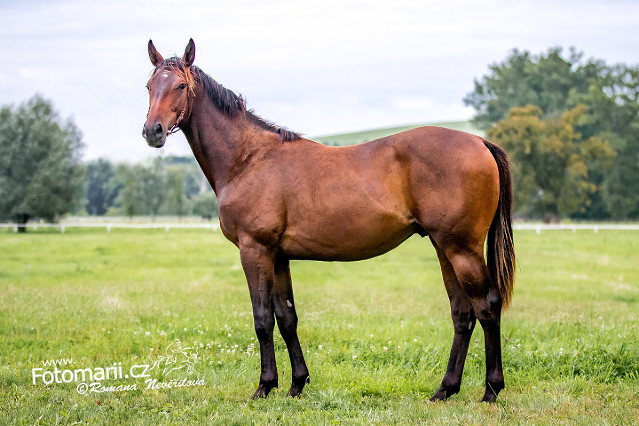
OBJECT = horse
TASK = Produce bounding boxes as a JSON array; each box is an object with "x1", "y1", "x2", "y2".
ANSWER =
[{"x1": 142, "y1": 39, "x2": 515, "y2": 403}]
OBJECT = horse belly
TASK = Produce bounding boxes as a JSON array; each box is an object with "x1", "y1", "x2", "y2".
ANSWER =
[{"x1": 280, "y1": 208, "x2": 418, "y2": 262}]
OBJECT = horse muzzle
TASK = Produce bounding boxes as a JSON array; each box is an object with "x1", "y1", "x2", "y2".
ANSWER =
[{"x1": 142, "y1": 121, "x2": 167, "y2": 148}]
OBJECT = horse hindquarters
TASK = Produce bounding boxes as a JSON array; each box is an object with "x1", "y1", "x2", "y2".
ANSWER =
[{"x1": 418, "y1": 139, "x2": 514, "y2": 402}]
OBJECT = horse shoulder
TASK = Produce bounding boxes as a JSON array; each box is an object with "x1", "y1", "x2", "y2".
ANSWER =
[{"x1": 217, "y1": 166, "x2": 288, "y2": 249}]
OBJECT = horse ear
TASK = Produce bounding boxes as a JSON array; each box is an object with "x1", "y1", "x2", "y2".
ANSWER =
[
  {"x1": 148, "y1": 40, "x2": 164, "y2": 67},
  {"x1": 182, "y1": 38, "x2": 195, "y2": 67}
]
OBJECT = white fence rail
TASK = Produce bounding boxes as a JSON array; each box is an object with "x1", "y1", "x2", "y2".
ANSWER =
[
  {"x1": 2, "y1": 222, "x2": 639, "y2": 234},
  {"x1": 0, "y1": 222, "x2": 220, "y2": 233},
  {"x1": 513, "y1": 223, "x2": 639, "y2": 234}
]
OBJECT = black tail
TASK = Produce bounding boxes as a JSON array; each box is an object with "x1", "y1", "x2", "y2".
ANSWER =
[{"x1": 484, "y1": 140, "x2": 516, "y2": 309}]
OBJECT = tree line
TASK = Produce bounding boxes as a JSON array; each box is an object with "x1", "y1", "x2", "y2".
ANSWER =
[
  {"x1": 84, "y1": 156, "x2": 218, "y2": 220},
  {"x1": 464, "y1": 47, "x2": 639, "y2": 221},
  {"x1": 0, "y1": 95, "x2": 217, "y2": 229},
  {"x1": 2, "y1": 47, "x2": 638, "y2": 226}
]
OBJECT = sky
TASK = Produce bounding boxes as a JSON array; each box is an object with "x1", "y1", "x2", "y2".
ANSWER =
[{"x1": 1, "y1": 0, "x2": 637, "y2": 162}]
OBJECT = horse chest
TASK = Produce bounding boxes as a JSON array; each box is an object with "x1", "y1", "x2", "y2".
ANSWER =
[{"x1": 218, "y1": 196, "x2": 285, "y2": 248}]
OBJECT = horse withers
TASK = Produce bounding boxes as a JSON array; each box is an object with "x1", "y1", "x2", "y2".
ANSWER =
[{"x1": 142, "y1": 39, "x2": 515, "y2": 402}]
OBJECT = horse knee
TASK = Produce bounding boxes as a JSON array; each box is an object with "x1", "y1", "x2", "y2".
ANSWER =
[
  {"x1": 474, "y1": 289, "x2": 503, "y2": 326},
  {"x1": 448, "y1": 253, "x2": 489, "y2": 294},
  {"x1": 253, "y1": 308, "x2": 275, "y2": 340},
  {"x1": 276, "y1": 312, "x2": 298, "y2": 335},
  {"x1": 276, "y1": 308, "x2": 299, "y2": 342},
  {"x1": 447, "y1": 254, "x2": 502, "y2": 326},
  {"x1": 451, "y1": 304, "x2": 476, "y2": 335}
]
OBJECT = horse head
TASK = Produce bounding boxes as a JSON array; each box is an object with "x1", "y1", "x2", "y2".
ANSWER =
[{"x1": 142, "y1": 39, "x2": 196, "y2": 148}]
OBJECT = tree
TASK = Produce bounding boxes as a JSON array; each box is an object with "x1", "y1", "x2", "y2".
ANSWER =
[
  {"x1": 464, "y1": 47, "x2": 598, "y2": 130},
  {"x1": 0, "y1": 95, "x2": 84, "y2": 230},
  {"x1": 140, "y1": 159, "x2": 166, "y2": 219},
  {"x1": 165, "y1": 166, "x2": 188, "y2": 218},
  {"x1": 488, "y1": 105, "x2": 616, "y2": 220},
  {"x1": 85, "y1": 159, "x2": 122, "y2": 215},
  {"x1": 466, "y1": 47, "x2": 639, "y2": 219},
  {"x1": 115, "y1": 164, "x2": 141, "y2": 218},
  {"x1": 191, "y1": 190, "x2": 218, "y2": 220},
  {"x1": 116, "y1": 160, "x2": 166, "y2": 219},
  {"x1": 572, "y1": 64, "x2": 639, "y2": 219},
  {"x1": 183, "y1": 161, "x2": 206, "y2": 200}
]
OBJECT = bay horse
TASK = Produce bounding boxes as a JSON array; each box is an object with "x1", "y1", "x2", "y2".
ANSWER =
[{"x1": 142, "y1": 39, "x2": 515, "y2": 403}]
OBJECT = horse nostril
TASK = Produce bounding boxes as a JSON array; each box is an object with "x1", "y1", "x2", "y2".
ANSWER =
[{"x1": 154, "y1": 123, "x2": 163, "y2": 137}]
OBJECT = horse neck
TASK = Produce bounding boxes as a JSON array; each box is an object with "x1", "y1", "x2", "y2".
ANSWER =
[{"x1": 180, "y1": 90, "x2": 275, "y2": 195}]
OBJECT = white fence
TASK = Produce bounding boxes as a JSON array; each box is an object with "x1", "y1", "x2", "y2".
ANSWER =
[
  {"x1": 2, "y1": 222, "x2": 639, "y2": 234},
  {"x1": 513, "y1": 223, "x2": 639, "y2": 234},
  {"x1": 0, "y1": 222, "x2": 220, "y2": 233}
]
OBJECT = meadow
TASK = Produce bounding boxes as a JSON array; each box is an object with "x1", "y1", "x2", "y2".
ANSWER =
[{"x1": 1, "y1": 227, "x2": 638, "y2": 424}]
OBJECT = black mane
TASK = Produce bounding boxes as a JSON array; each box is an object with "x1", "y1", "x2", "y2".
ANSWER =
[{"x1": 159, "y1": 58, "x2": 301, "y2": 142}]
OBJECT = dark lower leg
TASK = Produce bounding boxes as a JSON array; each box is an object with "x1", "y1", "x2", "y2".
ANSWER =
[
  {"x1": 252, "y1": 309, "x2": 278, "y2": 399},
  {"x1": 273, "y1": 257, "x2": 309, "y2": 397},
  {"x1": 430, "y1": 313, "x2": 476, "y2": 401},
  {"x1": 480, "y1": 321, "x2": 504, "y2": 402},
  {"x1": 276, "y1": 314, "x2": 310, "y2": 397},
  {"x1": 430, "y1": 242, "x2": 476, "y2": 401},
  {"x1": 475, "y1": 289, "x2": 505, "y2": 403},
  {"x1": 240, "y1": 243, "x2": 279, "y2": 399},
  {"x1": 440, "y1": 245, "x2": 506, "y2": 403}
]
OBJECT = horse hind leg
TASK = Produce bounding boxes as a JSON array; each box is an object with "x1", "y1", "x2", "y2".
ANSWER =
[
  {"x1": 429, "y1": 240, "x2": 477, "y2": 401},
  {"x1": 442, "y1": 244, "x2": 505, "y2": 403}
]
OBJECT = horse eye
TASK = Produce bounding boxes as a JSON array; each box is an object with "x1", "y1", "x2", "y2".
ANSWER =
[{"x1": 178, "y1": 83, "x2": 187, "y2": 90}]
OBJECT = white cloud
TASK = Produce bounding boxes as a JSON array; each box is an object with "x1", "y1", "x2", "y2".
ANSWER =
[{"x1": 1, "y1": 0, "x2": 638, "y2": 161}]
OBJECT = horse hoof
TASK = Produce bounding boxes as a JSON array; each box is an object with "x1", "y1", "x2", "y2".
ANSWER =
[
  {"x1": 286, "y1": 386, "x2": 302, "y2": 397},
  {"x1": 429, "y1": 383, "x2": 461, "y2": 402},
  {"x1": 251, "y1": 381, "x2": 277, "y2": 399},
  {"x1": 251, "y1": 388, "x2": 268, "y2": 399},
  {"x1": 286, "y1": 375, "x2": 310, "y2": 397},
  {"x1": 481, "y1": 380, "x2": 503, "y2": 403},
  {"x1": 429, "y1": 390, "x2": 447, "y2": 402},
  {"x1": 481, "y1": 392, "x2": 498, "y2": 403}
]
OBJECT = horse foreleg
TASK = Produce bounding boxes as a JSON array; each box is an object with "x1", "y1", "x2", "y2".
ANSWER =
[
  {"x1": 430, "y1": 243, "x2": 476, "y2": 401},
  {"x1": 240, "y1": 240, "x2": 278, "y2": 399},
  {"x1": 272, "y1": 255, "x2": 310, "y2": 397}
]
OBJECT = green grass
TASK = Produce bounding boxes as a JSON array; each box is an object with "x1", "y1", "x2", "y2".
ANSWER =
[
  {"x1": 1, "y1": 228, "x2": 638, "y2": 424},
  {"x1": 313, "y1": 120, "x2": 484, "y2": 146}
]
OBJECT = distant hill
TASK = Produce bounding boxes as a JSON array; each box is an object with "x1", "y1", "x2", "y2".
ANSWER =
[{"x1": 312, "y1": 120, "x2": 484, "y2": 146}]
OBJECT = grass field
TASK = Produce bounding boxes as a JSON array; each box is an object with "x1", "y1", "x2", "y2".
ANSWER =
[{"x1": 1, "y1": 227, "x2": 638, "y2": 424}]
